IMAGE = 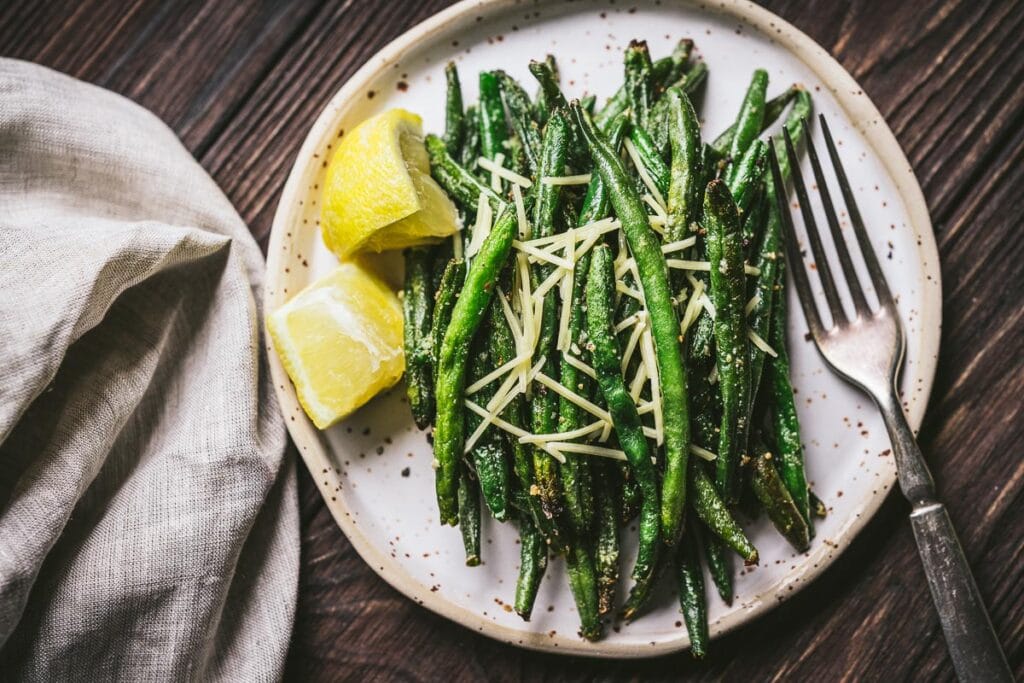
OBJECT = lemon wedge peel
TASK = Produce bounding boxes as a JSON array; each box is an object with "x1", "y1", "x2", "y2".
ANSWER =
[
  {"x1": 320, "y1": 109, "x2": 459, "y2": 259},
  {"x1": 268, "y1": 262, "x2": 405, "y2": 429}
]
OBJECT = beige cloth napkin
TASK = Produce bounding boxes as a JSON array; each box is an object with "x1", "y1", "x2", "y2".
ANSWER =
[{"x1": 0, "y1": 59, "x2": 298, "y2": 680}]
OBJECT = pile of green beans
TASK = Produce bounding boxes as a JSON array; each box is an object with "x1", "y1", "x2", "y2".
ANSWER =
[{"x1": 400, "y1": 39, "x2": 820, "y2": 653}]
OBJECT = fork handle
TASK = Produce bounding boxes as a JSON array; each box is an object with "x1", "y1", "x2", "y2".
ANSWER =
[{"x1": 879, "y1": 394, "x2": 1012, "y2": 682}]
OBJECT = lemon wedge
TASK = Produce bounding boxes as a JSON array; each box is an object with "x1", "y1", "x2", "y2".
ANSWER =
[
  {"x1": 321, "y1": 108, "x2": 459, "y2": 259},
  {"x1": 268, "y1": 262, "x2": 404, "y2": 429}
]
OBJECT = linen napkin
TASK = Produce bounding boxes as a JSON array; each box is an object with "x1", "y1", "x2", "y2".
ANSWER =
[{"x1": 0, "y1": 59, "x2": 298, "y2": 680}]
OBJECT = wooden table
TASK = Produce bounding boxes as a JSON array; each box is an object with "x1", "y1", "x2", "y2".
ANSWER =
[{"x1": 5, "y1": 0, "x2": 1021, "y2": 679}]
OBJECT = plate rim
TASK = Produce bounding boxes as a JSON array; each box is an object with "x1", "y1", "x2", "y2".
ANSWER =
[{"x1": 264, "y1": 0, "x2": 941, "y2": 658}]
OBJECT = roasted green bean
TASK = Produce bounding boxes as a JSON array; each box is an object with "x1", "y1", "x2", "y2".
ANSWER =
[
  {"x1": 705, "y1": 180, "x2": 751, "y2": 504},
  {"x1": 403, "y1": 247, "x2": 435, "y2": 429},
  {"x1": 750, "y1": 440, "x2": 810, "y2": 551},
  {"x1": 665, "y1": 86, "x2": 702, "y2": 243},
  {"x1": 586, "y1": 244, "x2": 661, "y2": 619},
  {"x1": 479, "y1": 71, "x2": 508, "y2": 161},
  {"x1": 573, "y1": 103, "x2": 691, "y2": 547},
  {"x1": 433, "y1": 211, "x2": 517, "y2": 525},
  {"x1": 443, "y1": 62, "x2": 465, "y2": 155},
  {"x1": 676, "y1": 519, "x2": 709, "y2": 658}
]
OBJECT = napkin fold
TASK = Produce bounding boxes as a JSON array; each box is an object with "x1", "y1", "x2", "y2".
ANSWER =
[{"x1": 0, "y1": 59, "x2": 298, "y2": 680}]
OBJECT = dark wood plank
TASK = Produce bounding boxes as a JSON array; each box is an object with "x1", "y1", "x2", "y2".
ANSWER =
[
  {"x1": 0, "y1": 0, "x2": 323, "y2": 152},
  {"x1": 2, "y1": 0, "x2": 1021, "y2": 680}
]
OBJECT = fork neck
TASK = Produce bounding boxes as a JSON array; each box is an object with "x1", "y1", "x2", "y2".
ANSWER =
[{"x1": 876, "y1": 387, "x2": 936, "y2": 510}]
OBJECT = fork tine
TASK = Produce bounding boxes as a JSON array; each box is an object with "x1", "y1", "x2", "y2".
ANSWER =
[
  {"x1": 802, "y1": 119, "x2": 871, "y2": 317},
  {"x1": 783, "y1": 127, "x2": 847, "y2": 327},
  {"x1": 818, "y1": 115, "x2": 894, "y2": 309},
  {"x1": 768, "y1": 142, "x2": 826, "y2": 341}
]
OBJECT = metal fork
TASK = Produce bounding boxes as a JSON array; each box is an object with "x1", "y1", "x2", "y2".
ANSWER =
[{"x1": 768, "y1": 116, "x2": 1011, "y2": 683}]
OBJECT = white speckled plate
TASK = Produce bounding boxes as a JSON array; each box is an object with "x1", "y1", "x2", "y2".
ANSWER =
[{"x1": 265, "y1": 0, "x2": 940, "y2": 657}]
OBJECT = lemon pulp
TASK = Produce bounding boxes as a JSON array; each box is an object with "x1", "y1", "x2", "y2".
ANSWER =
[
  {"x1": 268, "y1": 262, "x2": 404, "y2": 428},
  {"x1": 320, "y1": 108, "x2": 459, "y2": 259}
]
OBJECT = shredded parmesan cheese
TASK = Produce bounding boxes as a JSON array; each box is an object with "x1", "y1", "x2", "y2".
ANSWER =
[
  {"x1": 479, "y1": 154, "x2": 531, "y2": 188},
  {"x1": 512, "y1": 184, "x2": 530, "y2": 238},
  {"x1": 533, "y1": 372, "x2": 612, "y2": 425},
  {"x1": 465, "y1": 349, "x2": 533, "y2": 394},
  {"x1": 542, "y1": 442, "x2": 628, "y2": 461},
  {"x1": 666, "y1": 258, "x2": 711, "y2": 272},
  {"x1": 541, "y1": 174, "x2": 592, "y2": 186},
  {"x1": 465, "y1": 192, "x2": 493, "y2": 259},
  {"x1": 748, "y1": 327, "x2": 778, "y2": 357},
  {"x1": 660, "y1": 237, "x2": 697, "y2": 254},
  {"x1": 639, "y1": 326, "x2": 663, "y2": 445},
  {"x1": 615, "y1": 281, "x2": 644, "y2": 302},
  {"x1": 620, "y1": 311, "x2": 646, "y2": 374},
  {"x1": 623, "y1": 138, "x2": 667, "y2": 210},
  {"x1": 745, "y1": 293, "x2": 761, "y2": 315},
  {"x1": 520, "y1": 420, "x2": 604, "y2": 444},
  {"x1": 689, "y1": 444, "x2": 717, "y2": 461},
  {"x1": 514, "y1": 240, "x2": 574, "y2": 270},
  {"x1": 562, "y1": 351, "x2": 597, "y2": 379}
]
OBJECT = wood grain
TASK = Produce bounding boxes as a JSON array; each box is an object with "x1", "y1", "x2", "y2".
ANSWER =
[{"x1": 2, "y1": 0, "x2": 1021, "y2": 679}]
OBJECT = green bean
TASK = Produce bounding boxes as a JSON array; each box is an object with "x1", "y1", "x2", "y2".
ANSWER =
[
  {"x1": 528, "y1": 114, "x2": 570, "y2": 523},
  {"x1": 460, "y1": 106, "x2": 482, "y2": 171},
  {"x1": 557, "y1": 276, "x2": 595, "y2": 529},
  {"x1": 528, "y1": 60, "x2": 588, "y2": 169},
  {"x1": 458, "y1": 469, "x2": 481, "y2": 565},
  {"x1": 705, "y1": 179, "x2": 751, "y2": 504},
  {"x1": 726, "y1": 69, "x2": 769, "y2": 174},
  {"x1": 769, "y1": 257, "x2": 811, "y2": 527},
  {"x1": 628, "y1": 125, "x2": 669, "y2": 196},
  {"x1": 750, "y1": 440, "x2": 810, "y2": 551},
  {"x1": 556, "y1": 117, "x2": 629, "y2": 539},
  {"x1": 687, "y1": 307, "x2": 715, "y2": 364},
  {"x1": 665, "y1": 87, "x2": 702, "y2": 243},
  {"x1": 533, "y1": 54, "x2": 559, "y2": 127},
  {"x1": 426, "y1": 134, "x2": 502, "y2": 212},
  {"x1": 741, "y1": 186, "x2": 769, "y2": 257},
  {"x1": 514, "y1": 517, "x2": 548, "y2": 619},
  {"x1": 430, "y1": 258, "x2": 465, "y2": 365},
  {"x1": 595, "y1": 460, "x2": 620, "y2": 617},
  {"x1": 403, "y1": 247, "x2": 435, "y2": 430},
  {"x1": 690, "y1": 462, "x2": 758, "y2": 564},
  {"x1": 676, "y1": 519, "x2": 709, "y2": 659},
  {"x1": 478, "y1": 71, "x2": 507, "y2": 160},
  {"x1": 727, "y1": 139, "x2": 767, "y2": 216},
  {"x1": 744, "y1": 196, "x2": 779, "y2": 434},
  {"x1": 711, "y1": 84, "x2": 799, "y2": 157},
  {"x1": 810, "y1": 490, "x2": 827, "y2": 518},
  {"x1": 597, "y1": 42, "x2": 697, "y2": 132},
  {"x1": 443, "y1": 62, "x2": 465, "y2": 155},
  {"x1": 506, "y1": 133, "x2": 529, "y2": 177},
  {"x1": 625, "y1": 40, "x2": 654, "y2": 130},
  {"x1": 680, "y1": 61, "x2": 709, "y2": 96},
  {"x1": 573, "y1": 103, "x2": 691, "y2": 547},
  {"x1": 620, "y1": 466, "x2": 641, "y2": 524},
  {"x1": 683, "y1": 143, "x2": 722, "y2": 365},
  {"x1": 762, "y1": 90, "x2": 814, "y2": 524},
  {"x1": 659, "y1": 38, "x2": 695, "y2": 94},
  {"x1": 567, "y1": 543, "x2": 602, "y2": 641},
  {"x1": 466, "y1": 332, "x2": 511, "y2": 521},
  {"x1": 771, "y1": 89, "x2": 812, "y2": 178},
  {"x1": 586, "y1": 244, "x2": 661, "y2": 620},
  {"x1": 649, "y1": 62, "x2": 709, "y2": 151},
  {"x1": 702, "y1": 528, "x2": 734, "y2": 604},
  {"x1": 433, "y1": 210, "x2": 516, "y2": 525},
  {"x1": 580, "y1": 94, "x2": 596, "y2": 115},
  {"x1": 511, "y1": 396, "x2": 568, "y2": 553},
  {"x1": 496, "y1": 70, "x2": 542, "y2": 173}
]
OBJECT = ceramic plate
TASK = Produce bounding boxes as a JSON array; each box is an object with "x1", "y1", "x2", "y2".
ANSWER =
[{"x1": 265, "y1": 0, "x2": 941, "y2": 657}]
